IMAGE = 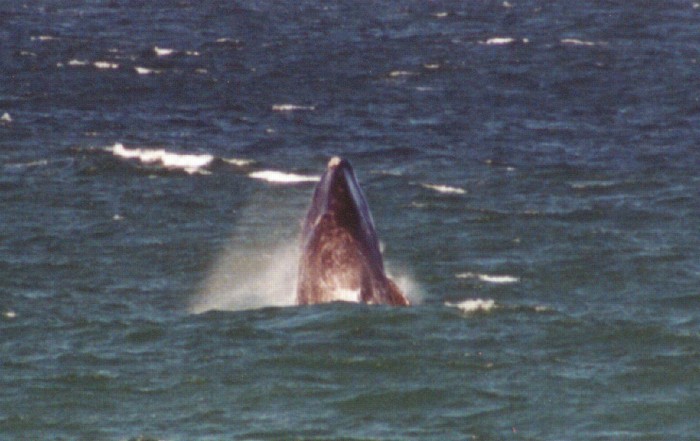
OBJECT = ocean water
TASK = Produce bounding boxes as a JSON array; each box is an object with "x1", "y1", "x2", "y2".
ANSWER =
[{"x1": 2, "y1": 1, "x2": 700, "y2": 440}]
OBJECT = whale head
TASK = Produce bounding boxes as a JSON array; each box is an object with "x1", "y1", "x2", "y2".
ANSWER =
[{"x1": 296, "y1": 157, "x2": 409, "y2": 306}]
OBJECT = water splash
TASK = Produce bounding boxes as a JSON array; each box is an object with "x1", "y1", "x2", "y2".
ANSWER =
[
  {"x1": 189, "y1": 242, "x2": 299, "y2": 313},
  {"x1": 190, "y1": 244, "x2": 421, "y2": 313}
]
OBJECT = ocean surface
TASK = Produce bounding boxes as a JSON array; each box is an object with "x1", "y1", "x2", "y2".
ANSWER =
[{"x1": 2, "y1": 1, "x2": 700, "y2": 440}]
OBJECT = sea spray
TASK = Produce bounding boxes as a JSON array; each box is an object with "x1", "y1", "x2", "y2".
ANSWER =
[
  {"x1": 191, "y1": 242, "x2": 421, "y2": 312},
  {"x1": 190, "y1": 242, "x2": 299, "y2": 313}
]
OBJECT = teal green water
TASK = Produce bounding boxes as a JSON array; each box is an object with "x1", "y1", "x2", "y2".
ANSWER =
[{"x1": 2, "y1": 1, "x2": 700, "y2": 439}]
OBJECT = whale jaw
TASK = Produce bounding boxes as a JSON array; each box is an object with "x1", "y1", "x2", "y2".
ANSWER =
[{"x1": 296, "y1": 158, "x2": 409, "y2": 306}]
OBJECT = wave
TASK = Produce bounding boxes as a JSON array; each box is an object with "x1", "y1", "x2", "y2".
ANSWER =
[
  {"x1": 479, "y1": 37, "x2": 529, "y2": 46},
  {"x1": 248, "y1": 170, "x2": 320, "y2": 184},
  {"x1": 560, "y1": 38, "x2": 602, "y2": 47},
  {"x1": 456, "y1": 272, "x2": 520, "y2": 284},
  {"x1": 93, "y1": 61, "x2": 119, "y2": 70},
  {"x1": 421, "y1": 183, "x2": 466, "y2": 195},
  {"x1": 109, "y1": 143, "x2": 215, "y2": 175},
  {"x1": 271, "y1": 104, "x2": 316, "y2": 112},
  {"x1": 153, "y1": 46, "x2": 175, "y2": 57},
  {"x1": 445, "y1": 298, "x2": 496, "y2": 313},
  {"x1": 135, "y1": 66, "x2": 162, "y2": 75},
  {"x1": 4, "y1": 159, "x2": 50, "y2": 170},
  {"x1": 445, "y1": 299, "x2": 552, "y2": 315},
  {"x1": 102, "y1": 143, "x2": 322, "y2": 186}
]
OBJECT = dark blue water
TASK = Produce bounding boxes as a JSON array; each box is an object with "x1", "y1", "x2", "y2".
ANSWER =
[{"x1": 2, "y1": 1, "x2": 700, "y2": 440}]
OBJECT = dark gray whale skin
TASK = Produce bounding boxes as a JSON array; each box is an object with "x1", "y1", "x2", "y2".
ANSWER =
[{"x1": 296, "y1": 157, "x2": 409, "y2": 306}]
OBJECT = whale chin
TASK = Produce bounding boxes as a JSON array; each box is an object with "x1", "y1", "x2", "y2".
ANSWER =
[{"x1": 296, "y1": 157, "x2": 409, "y2": 306}]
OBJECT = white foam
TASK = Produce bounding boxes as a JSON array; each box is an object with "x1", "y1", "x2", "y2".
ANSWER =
[
  {"x1": 569, "y1": 180, "x2": 617, "y2": 190},
  {"x1": 94, "y1": 61, "x2": 119, "y2": 69},
  {"x1": 249, "y1": 170, "x2": 320, "y2": 184},
  {"x1": 154, "y1": 46, "x2": 174, "y2": 57},
  {"x1": 560, "y1": 38, "x2": 598, "y2": 46},
  {"x1": 31, "y1": 35, "x2": 56, "y2": 41},
  {"x1": 3, "y1": 310, "x2": 17, "y2": 319},
  {"x1": 109, "y1": 143, "x2": 214, "y2": 175},
  {"x1": 134, "y1": 66, "x2": 161, "y2": 75},
  {"x1": 481, "y1": 37, "x2": 515, "y2": 45},
  {"x1": 456, "y1": 272, "x2": 520, "y2": 284},
  {"x1": 1, "y1": 112, "x2": 12, "y2": 123},
  {"x1": 222, "y1": 158, "x2": 254, "y2": 167},
  {"x1": 389, "y1": 70, "x2": 414, "y2": 78},
  {"x1": 68, "y1": 59, "x2": 89, "y2": 66},
  {"x1": 445, "y1": 299, "x2": 496, "y2": 313},
  {"x1": 216, "y1": 38, "x2": 241, "y2": 44},
  {"x1": 5, "y1": 159, "x2": 49, "y2": 169},
  {"x1": 272, "y1": 104, "x2": 316, "y2": 112},
  {"x1": 421, "y1": 183, "x2": 466, "y2": 195}
]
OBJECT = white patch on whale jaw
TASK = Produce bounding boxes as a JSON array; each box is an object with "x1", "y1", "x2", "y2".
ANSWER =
[
  {"x1": 320, "y1": 272, "x2": 363, "y2": 303},
  {"x1": 328, "y1": 287, "x2": 362, "y2": 303}
]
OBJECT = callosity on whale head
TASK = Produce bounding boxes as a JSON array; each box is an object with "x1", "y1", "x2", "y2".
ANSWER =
[{"x1": 296, "y1": 157, "x2": 409, "y2": 306}]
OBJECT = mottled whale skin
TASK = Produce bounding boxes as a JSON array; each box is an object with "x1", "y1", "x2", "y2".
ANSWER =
[{"x1": 296, "y1": 157, "x2": 410, "y2": 306}]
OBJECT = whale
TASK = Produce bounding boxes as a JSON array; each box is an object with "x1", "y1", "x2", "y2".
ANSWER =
[{"x1": 296, "y1": 157, "x2": 410, "y2": 306}]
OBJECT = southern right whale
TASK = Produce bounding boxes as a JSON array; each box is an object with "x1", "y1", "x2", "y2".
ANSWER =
[{"x1": 296, "y1": 157, "x2": 410, "y2": 306}]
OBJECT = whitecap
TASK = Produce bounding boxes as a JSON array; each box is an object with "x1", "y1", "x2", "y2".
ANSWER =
[
  {"x1": 272, "y1": 104, "x2": 316, "y2": 112},
  {"x1": 94, "y1": 61, "x2": 119, "y2": 69},
  {"x1": 560, "y1": 38, "x2": 598, "y2": 46},
  {"x1": 389, "y1": 70, "x2": 414, "y2": 78},
  {"x1": 109, "y1": 143, "x2": 214, "y2": 175},
  {"x1": 5, "y1": 159, "x2": 49, "y2": 169},
  {"x1": 1, "y1": 112, "x2": 12, "y2": 123},
  {"x1": 445, "y1": 298, "x2": 496, "y2": 313},
  {"x1": 3, "y1": 310, "x2": 17, "y2": 319},
  {"x1": 480, "y1": 37, "x2": 529, "y2": 45},
  {"x1": 222, "y1": 158, "x2": 254, "y2": 167},
  {"x1": 31, "y1": 35, "x2": 57, "y2": 42},
  {"x1": 568, "y1": 180, "x2": 617, "y2": 190},
  {"x1": 68, "y1": 59, "x2": 89, "y2": 66},
  {"x1": 154, "y1": 46, "x2": 174, "y2": 57},
  {"x1": 421, "y1": 183, "x2": 466, "y2": 195},
  {"x1": 481, "y1": 37, "x2": 516, "y2": 45},
  {"x1": 135, "y1": 66, "x2": 161, "y2": 75},
  {"x1": 248, "y1": 170, "x2": 320, "y2": 184},
  {"x1": 456, "y1": 272, "x2": 520, "y2": 284}
]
